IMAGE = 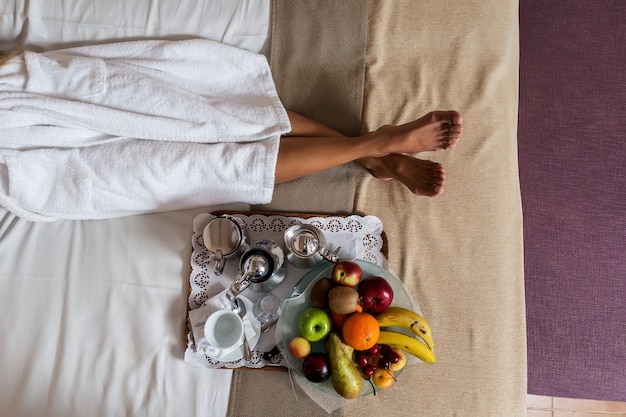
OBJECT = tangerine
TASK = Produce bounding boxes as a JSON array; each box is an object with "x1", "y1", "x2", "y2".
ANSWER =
[
  {"x1": 329, "y1": 311, "x2": 349, "y2": 329},
  {"x1": 342, "y1": 312, "x2": 380, "y2": 350}
]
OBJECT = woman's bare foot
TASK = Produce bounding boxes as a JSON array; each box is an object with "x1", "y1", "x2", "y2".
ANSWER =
[
  {"x1": 371, "y1": 111, "x2": 463, "y2": 157},
  {"x1": 275, "y1": 110, "x2": 460, "y2": 187},
  {"x1": 359, "y1": 154, "x2": 446, "y2": 197}
]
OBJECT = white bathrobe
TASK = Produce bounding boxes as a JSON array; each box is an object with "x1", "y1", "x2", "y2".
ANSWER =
[{"x1": 0, "y1": 39, "x2": 291, "y2": 221}]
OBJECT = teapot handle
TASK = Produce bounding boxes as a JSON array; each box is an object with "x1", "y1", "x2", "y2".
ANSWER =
[
  {"x1": 213, "y1": 249, "x2": 225, "y2": 276},
  {"x1": 230, "y1": 273, "x2": 251, "y2": 295}
]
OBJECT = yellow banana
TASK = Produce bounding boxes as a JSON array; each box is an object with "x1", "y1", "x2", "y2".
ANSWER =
[
  {"x1": 375, "y1": 307, "x2": 435, "y2": 350},
  {"x1": 377, "y1": 331, "x2": 436, "y2": 364}
]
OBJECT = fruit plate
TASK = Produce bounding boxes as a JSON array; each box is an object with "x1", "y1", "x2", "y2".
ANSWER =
[{"x1": 278, "y1": 259, "x2": 416, "y2": 398}]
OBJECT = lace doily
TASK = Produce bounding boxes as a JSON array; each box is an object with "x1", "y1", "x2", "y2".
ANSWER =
[{"x1": 185, "y1": 213, "x2": 386, "y2": 369}]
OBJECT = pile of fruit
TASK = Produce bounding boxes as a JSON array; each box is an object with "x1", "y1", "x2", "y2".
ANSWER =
[{"x1": 287, "y1": 260, "x2": 436, "y2": 399}]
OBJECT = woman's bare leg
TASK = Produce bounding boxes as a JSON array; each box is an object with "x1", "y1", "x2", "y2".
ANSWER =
[{"x1": 275, "y1": 111, "x2": 461, "y2": 196}]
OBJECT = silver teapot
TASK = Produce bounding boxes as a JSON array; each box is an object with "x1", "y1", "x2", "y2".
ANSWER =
[{"x1": 230, "y1": 240, "x2": 287, "y2": 294}]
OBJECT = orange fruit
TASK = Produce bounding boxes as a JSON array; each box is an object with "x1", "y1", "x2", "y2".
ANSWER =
[{"x1": 342, "y1": 312, "x2": 380, "y2": 350}]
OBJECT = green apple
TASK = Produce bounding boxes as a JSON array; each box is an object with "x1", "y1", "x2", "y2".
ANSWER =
[{"x1": 298, "y1": 307, "x2": 332, "y2": 342}]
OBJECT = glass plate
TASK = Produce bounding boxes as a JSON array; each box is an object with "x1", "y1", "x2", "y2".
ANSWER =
[{"x1": 279, "y1": 260, "x2": 414, "y2": 397}]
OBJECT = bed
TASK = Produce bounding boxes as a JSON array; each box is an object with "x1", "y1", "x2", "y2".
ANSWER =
[{"x1": 1, "y1": 1, "x2": 527, "y2": 416}]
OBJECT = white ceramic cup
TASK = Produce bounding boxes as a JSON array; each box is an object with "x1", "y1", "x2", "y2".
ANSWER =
[{"x1": 203, "y1": 310, "x2": 244, "y2": 354}]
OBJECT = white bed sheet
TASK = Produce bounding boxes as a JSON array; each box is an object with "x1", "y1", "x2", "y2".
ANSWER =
[
  {"x1": 0, "y1": 1, "x2": 270, "y2": 416},
  {"x1": 0, "y1": 0, "x2": 271, "y2": 55}
]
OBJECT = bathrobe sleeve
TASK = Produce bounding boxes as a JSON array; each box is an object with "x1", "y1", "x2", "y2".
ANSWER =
[
  {"x1": 0, "y1": 137, "x2": 280, "y2": 221},
  {"x1": 0, "y1": 39, "x2": 291, "y2": 149}
]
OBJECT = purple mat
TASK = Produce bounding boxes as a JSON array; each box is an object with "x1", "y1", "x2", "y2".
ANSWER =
[{"x1": 518, "y1": 0, "x2": 626, "y2": 402}]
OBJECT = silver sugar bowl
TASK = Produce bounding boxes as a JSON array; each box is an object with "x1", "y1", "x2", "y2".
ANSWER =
[{"x1": 283, "y1": 224, "x2": 339, "y2": 268}]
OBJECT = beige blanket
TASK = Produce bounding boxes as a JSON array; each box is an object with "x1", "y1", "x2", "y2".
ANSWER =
[
  {"x1": 252, "y1": 0, "x2": 366, "y2": 215},
  {"x1": 347, "y1": 1, "x2": 525, "y2": 416},
  {"x1": 233, "y1": 1, "x2": 525, "y2": 416}
]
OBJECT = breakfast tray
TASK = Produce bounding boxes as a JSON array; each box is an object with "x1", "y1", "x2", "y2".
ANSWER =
[{"x1": 184, "y1": 211, "x2": 387, "y2": 369}]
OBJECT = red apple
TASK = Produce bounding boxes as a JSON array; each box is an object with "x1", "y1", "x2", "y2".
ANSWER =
[
  {"x1": 332, "y1": 260, "x2": 362, "y2": 287},
  {"x1": 357, "y1": 276, "x2": 394, "y2": 314}
]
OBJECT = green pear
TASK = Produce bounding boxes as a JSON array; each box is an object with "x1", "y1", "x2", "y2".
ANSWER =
[{"x1": 328, "y1": 332, "x2": 362, "y2": 399}]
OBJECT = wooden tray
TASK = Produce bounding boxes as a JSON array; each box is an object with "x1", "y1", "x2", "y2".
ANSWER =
[{"x1": 184, "y1": 210, "x2": 388, "y2": 368}]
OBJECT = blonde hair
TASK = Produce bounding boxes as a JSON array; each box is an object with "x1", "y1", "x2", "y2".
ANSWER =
[{"x1": 0, "y1": 49, "x2": 23, "y2": 66}]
